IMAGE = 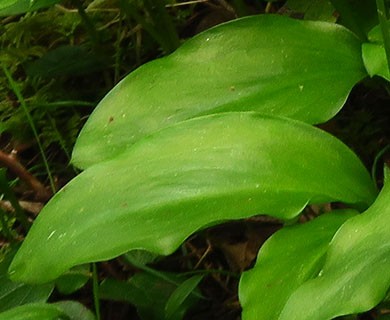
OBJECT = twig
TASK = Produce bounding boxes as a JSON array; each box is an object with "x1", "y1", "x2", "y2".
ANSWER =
[
  {"x1": 0, "y1": 150, "x2": 51, "y2": 201},
  {"x1": 0, "y1": 200, "x2": 44, "y2": 216},
  {"x1": 166, "y1": 0, "x2": 209, "y2": 7},
  {"x1": 2, "y1": 65, "x2": 56, "y2": 194}
]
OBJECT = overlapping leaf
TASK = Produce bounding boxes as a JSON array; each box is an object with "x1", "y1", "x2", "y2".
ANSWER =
[
  {"x1": 239, "y1": 210, "x2": 358, "y2": 320},
  {"x1": 0, "y1": 246, "x2": 53, "y2": 313},
  {"x1": 9, "y1": 113, "x2": 376, "y2": 284},
  {"x1": 72, "y1": 14, "x2": 366, "y2": 168},
  {"x1": 0, "y1": 301, "x2": 95, "y2": 320},
  {"x1": 279, "y1": 168, "x2": 390, "y2": 320},
  {"x1": 362, "y1": 25, "x2": 390, "y2": 80},
  {"x1": 0, "y1": 0, "x2": 60, "y2": 16},
  {"x1": 0, "y1": 303, "x2": 64, "y2": 320}
]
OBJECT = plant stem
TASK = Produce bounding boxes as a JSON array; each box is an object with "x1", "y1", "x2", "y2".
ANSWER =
[
  {"x1": 1, "y1": 66, "x2": 56, "y2": 195},
  {"x1": 92, "y1": 263, "x2": 101, "y2": 320},
  {"x1": 0, "y1": 151, "x2": 51, "y2": 201},
  {"x1": 71, "y1": 0, "x2": 100, "y2": 47},
  {"x1": 47, "y1": 114, "x2": 71, "y2": 161},
  {"x1": 33, "y1": 100, "x2": 95, "y2": 108},
  {"x1": 376, "y1": 0, "x2": 390, "y2": 74}
]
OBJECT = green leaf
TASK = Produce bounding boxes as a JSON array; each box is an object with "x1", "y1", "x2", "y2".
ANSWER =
[
  {"x1": 0, "y1": 0, "x2": 61, "y2": 17},
  {"x1": 329, "y1": 0, "x2": 378, "y2": 40},
  {"x1": 362, "y1": 25, "x2": 390, "y2": 81},
  {"x1": 9, "y1": 113, "x2": 376, "y2": 284},
  {"x1": 165, "y1": 275, "x2": 203, "y2": 320},
  {"x1": 286, "y1": 0, "x2": 337, "y2": 22},
  {"x1": 239, "y1": 209, "x2": 358, "y2": 320},
  {"x1": 0, "y1": 301, "x2": 95, "y2": 320},
  {"x1": 279, "y1": 167, "x2": 390, "y2": 320},
  {"x1": 123, "y1": 250, "x2": 161, "y2": 267},
  {"x1": 0, "y1": 0, "x2": 19, "y2": 9},
  {"x1": 72, "y1": 14, "x2": 366, "y2": 169},
  {"x1": 99, "y1": 272, "x2": 196, "y2": 320},
  {"x1": 53, "y1": 301, "x2": 95, "y2": 320},
  {"x1": 25, "y1": 45, "x2": 108, "y2": 78},
  {"x1": 0, "y1": 303, "x2": 67, "y2": 320},
  {"x1": 0, "y1": 246, "x2": 54, "y2": 313},
  {"x1": 55, "y1": 265, "x2": 90, "y2": 295}
]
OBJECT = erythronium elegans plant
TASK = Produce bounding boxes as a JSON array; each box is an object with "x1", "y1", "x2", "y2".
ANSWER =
[{"x1": 6, "y1": 12, "x2": 390, "y2": 320}]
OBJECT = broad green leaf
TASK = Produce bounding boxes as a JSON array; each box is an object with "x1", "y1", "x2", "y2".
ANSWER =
[
  {"x1": 0, "y1": 303, "x2": 67, "y2": 320},
  {"x1": 239, "y1": 209, "x2": 358, "y2": 320},
  {"x1": 0, "y1": 0, "x2": 19, "y2": 9},
  {"x1": 0, "y1": 246, "x2": 53, "y2": 313},
  {"x1": 9, "y1": 113, "x2": 376, "y2": 283},
  {"x1": 362, "y1": 25, "x2": 390, "y2": 81},
  {"x1": 72, "y1": 14, "x2": 366, "y2": 169},
  {"x1": 279, "y1": 167, "x2": 390, "y2": 320},
  {"x1": 0, "y1": 0, "x2": 61, "y2": 16},
  {"x1": 0, "y1": 301, "x2": 95, "y2": 320}
]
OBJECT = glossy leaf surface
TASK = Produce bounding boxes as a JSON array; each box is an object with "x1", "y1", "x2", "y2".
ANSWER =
[
  {"x1": 280, "y1": 168, "x2": 390, "y2": 320},
  {"x1": 239, "y1": 209, "x2": 358, "y2": 320},
  {"x1": 72, "y1": 14, "x2": 365, "y2": 169},
  {"x1": 0, "y1": 303, "x2": 65, "y2": 320},
  {"x1": 10, "y1": 113, "x2": 376, "y2": 283},
  {"x1": 0, "y1": 301, "x2": 95, "y2": 320}
]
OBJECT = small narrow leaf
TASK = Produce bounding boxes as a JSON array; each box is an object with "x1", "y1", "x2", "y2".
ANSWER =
[
  {"x1": 165, "y1": 275, "x2": 203, "y2": 320},
  {"x1": 10, "y1": 113, "x2": 376, "y2": 284},
  {"x1": 239, "y1": 210, "x2": 358, "y2": 320},
  {"x1": 280, "y1": 167, "x2": 390, "y2": 320},
  {"x1": 72, "y1": 14, "x2": 366, "y2": 168}
]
